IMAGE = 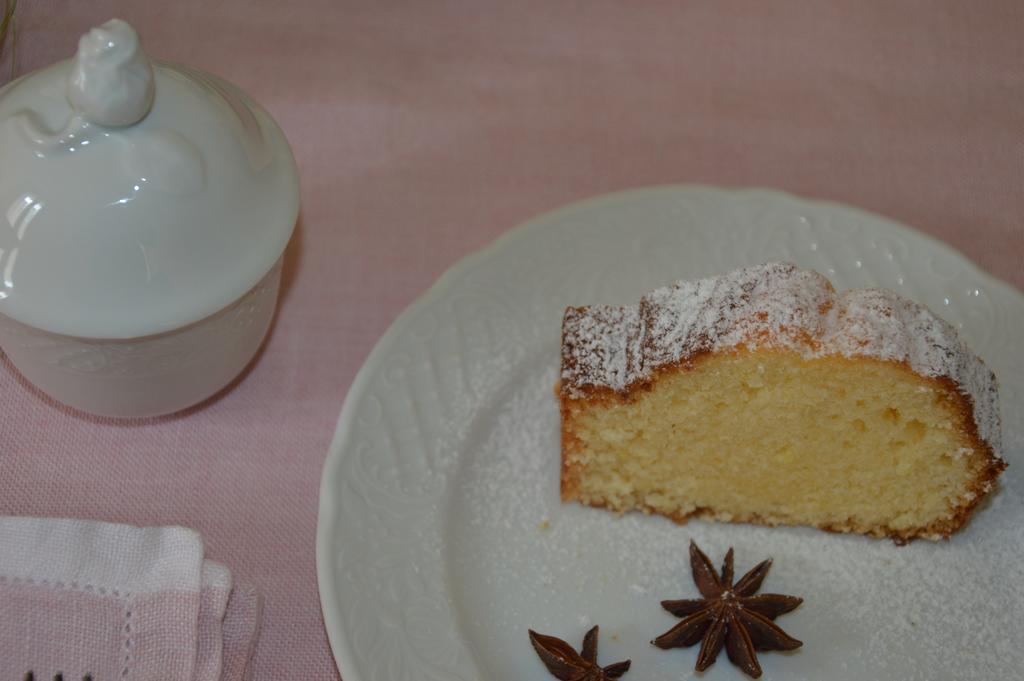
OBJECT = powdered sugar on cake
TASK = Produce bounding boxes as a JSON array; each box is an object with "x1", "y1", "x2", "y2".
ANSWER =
[
  {"x1": 561, "y1": 306, "x2": 642, "y2": 394},
  {"x1": 560, "y1": 263, "x2": 1002, "y2": 456}
]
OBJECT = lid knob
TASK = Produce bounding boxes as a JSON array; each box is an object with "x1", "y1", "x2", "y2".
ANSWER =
[{"x1": 66, "y1": 19, "x2": 154, "y2": 127}]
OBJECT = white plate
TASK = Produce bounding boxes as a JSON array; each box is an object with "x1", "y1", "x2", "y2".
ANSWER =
[{"x1": 317, "y1": 186, "x2": 1024, "y2": 681}]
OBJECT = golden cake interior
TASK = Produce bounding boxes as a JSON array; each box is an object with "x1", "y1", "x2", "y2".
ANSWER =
[{"x1": 561, "y1": 349, "x2": 999, "y2": 540}]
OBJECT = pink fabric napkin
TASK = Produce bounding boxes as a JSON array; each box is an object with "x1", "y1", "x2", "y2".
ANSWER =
[{"x1": 0, "y1": 517, "x2": 261, "y2": 681}]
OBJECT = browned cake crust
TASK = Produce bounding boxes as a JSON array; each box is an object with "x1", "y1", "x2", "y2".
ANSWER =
[{"x1": 558, "y1": 264, "x2": 1005, "y2": 542}]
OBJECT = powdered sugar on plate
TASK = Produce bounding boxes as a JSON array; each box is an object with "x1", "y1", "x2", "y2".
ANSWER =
[{"x1": 444, "y1": 356, "x2": 1022, "y2": 681}]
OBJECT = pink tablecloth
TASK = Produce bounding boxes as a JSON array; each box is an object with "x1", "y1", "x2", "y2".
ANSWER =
[{"x1": 1, "y1": 2, "x2": 1021, "y2": 678}]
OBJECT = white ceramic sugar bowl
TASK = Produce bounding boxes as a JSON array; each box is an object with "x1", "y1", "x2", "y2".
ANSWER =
[{"x1": 0, "y1": 19, "x2": 299, "y2": 417}]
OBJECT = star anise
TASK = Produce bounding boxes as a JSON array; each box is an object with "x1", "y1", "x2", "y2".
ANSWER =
[
  {"x1": 529, "y1": 625, "x2": 631, "y2": 680},
  {"x1": 651, "y1": 541, "x2": 803, "y2": 679}
]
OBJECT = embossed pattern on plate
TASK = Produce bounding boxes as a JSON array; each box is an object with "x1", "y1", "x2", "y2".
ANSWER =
[{"x1": 318, "y1": 186, "x2": 1024, "y2": 681}]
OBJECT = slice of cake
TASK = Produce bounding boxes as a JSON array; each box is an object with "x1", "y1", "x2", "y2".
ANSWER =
[{"x1": 559, "y1": 263, "x2": 1005, "y2": 542}]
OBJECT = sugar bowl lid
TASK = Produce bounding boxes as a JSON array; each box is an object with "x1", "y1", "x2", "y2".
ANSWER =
[{"x1": 0, "y1": 19, "x2": 299, "y2": 338}]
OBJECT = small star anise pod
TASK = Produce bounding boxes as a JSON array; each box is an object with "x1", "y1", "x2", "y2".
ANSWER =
[
  {"x1": 651, "y1": 541, "x2": 803, "y2": 679},
  {"x1": 529, "y1": 625, "x2": 631, "y2": 680}
]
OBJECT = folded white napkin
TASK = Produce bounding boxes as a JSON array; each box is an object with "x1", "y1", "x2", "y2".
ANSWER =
[{"x1": 0, "y1": 516, "x2": 261, "y2": 681}]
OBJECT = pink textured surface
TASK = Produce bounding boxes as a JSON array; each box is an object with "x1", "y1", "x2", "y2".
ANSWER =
[
  {"x1": 0, "y1": 583, "x2": 130, "y2": 680},
  {"x1": 0, "y1": 583, "x2": 201, "y2": 680},
  {"x1": 0, "y1": 2, "x2": 1021, "y2": 678}
]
